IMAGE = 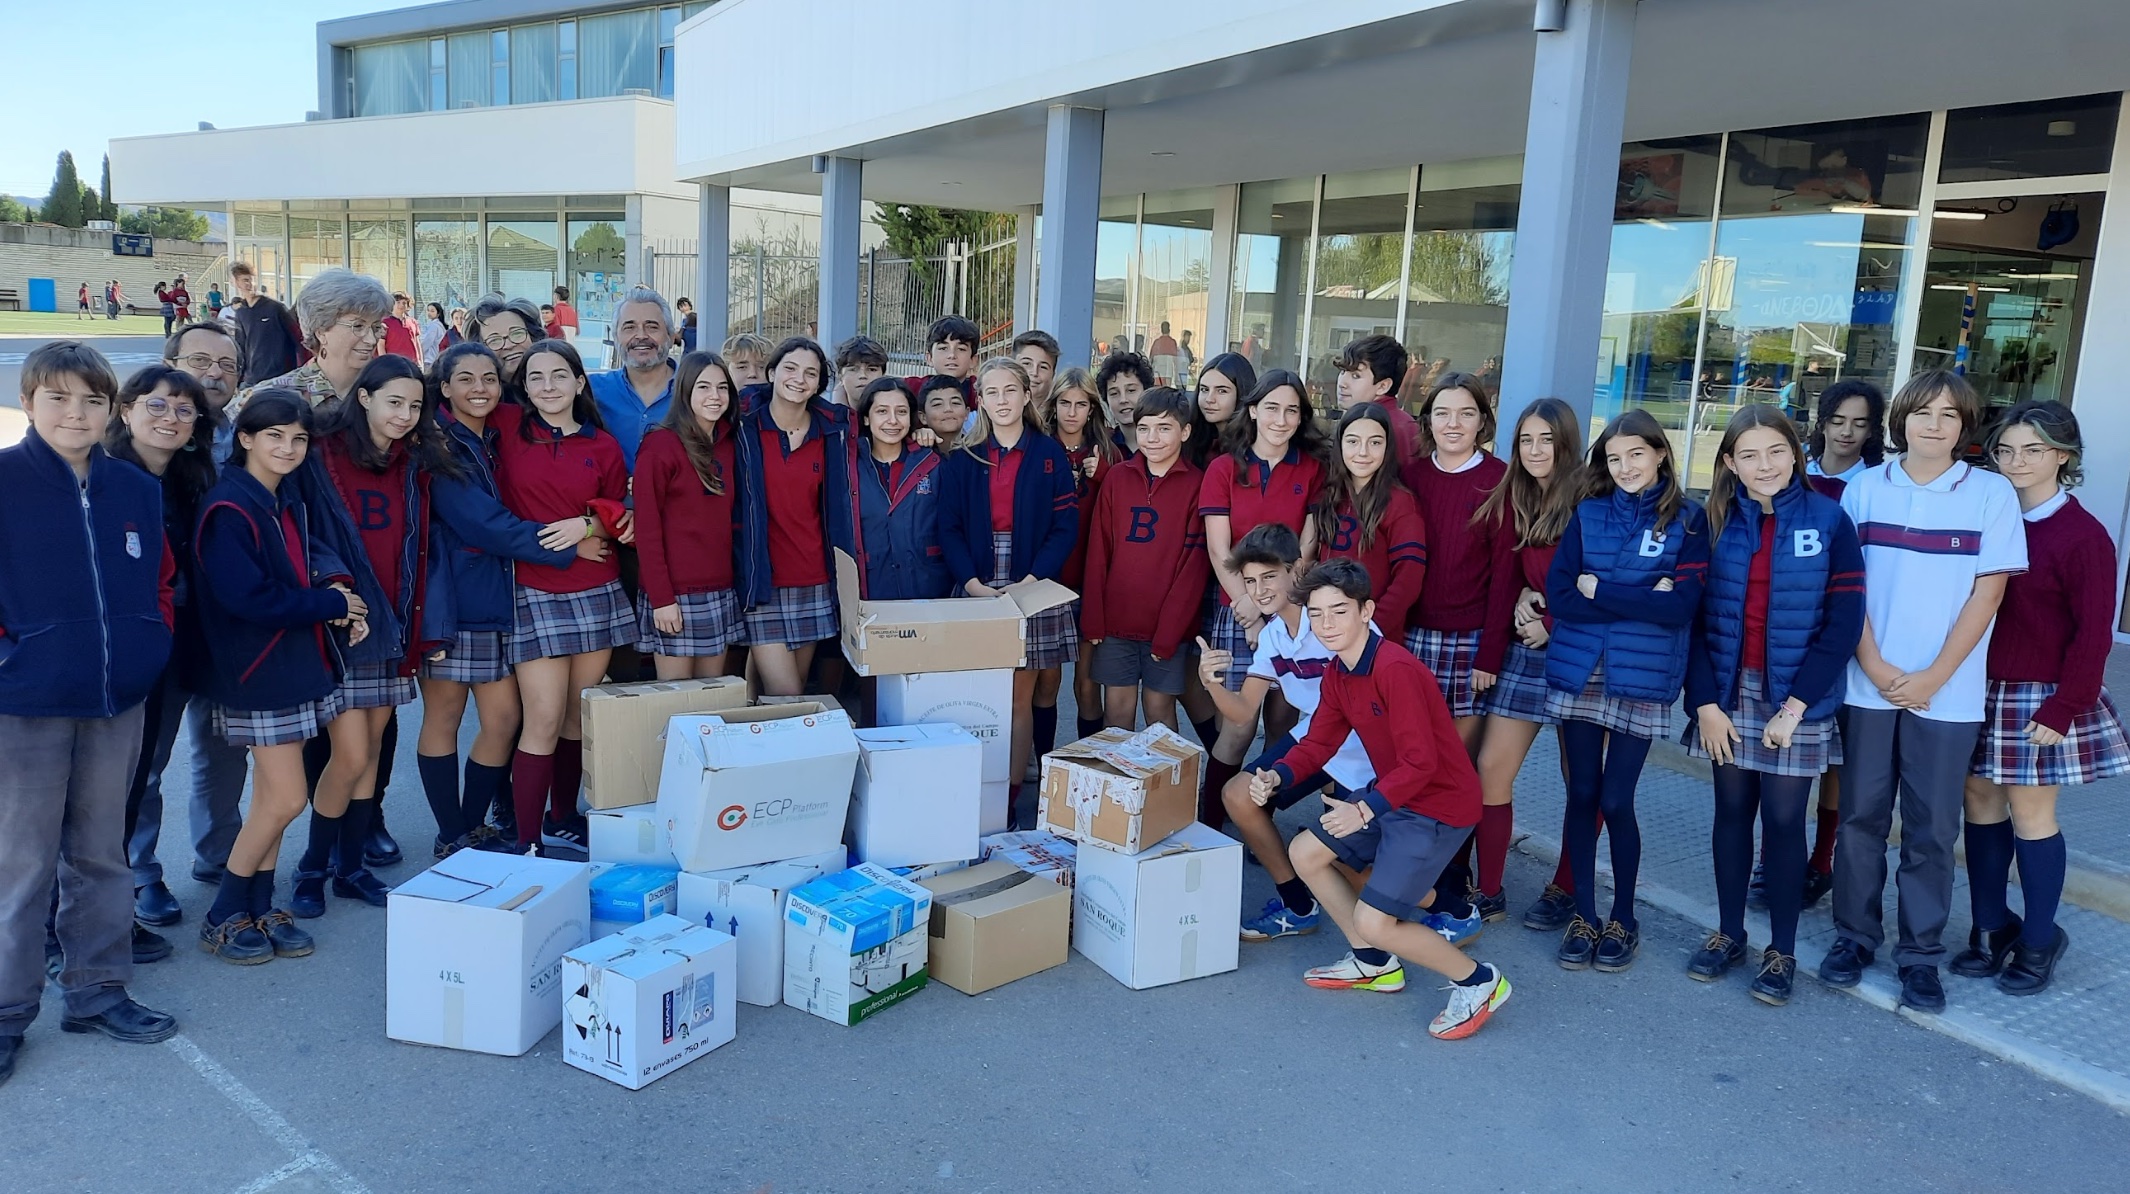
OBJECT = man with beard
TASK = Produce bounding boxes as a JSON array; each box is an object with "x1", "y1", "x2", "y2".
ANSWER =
[
  {"x1": 163, "y1": 321, "x2": 240, "y2": 463},
  {"x1": 588, "y1": 286, "x2": 679, "y2": 682}
]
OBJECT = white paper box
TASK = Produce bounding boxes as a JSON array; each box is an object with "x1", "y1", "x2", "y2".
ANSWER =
[
  {"x1": 561, "y1": 915, "x2": 736, "y2": 1090},
  {"x1": 387, "y1": 851, "x2": 590, "y2": 1056},
  {"x1": 850, "y1": 723, "x2": 983, "y2": 868},
  {"x1": 588, "y1": 804, "x2": 677, "y2": 867},
  {"x1": 784, "y1": 864, "x2": 931, "y2": 1026},
  {"x1": 588, "y1": 863, "x2": 680, "y2": 941},
  {"x1": 1071, "y1": 823, "x2": 1242, "y2": 990},
  {"x1": 874, "y1": 670, "x2": 1012, "y2": 787},
  {"x1": 657, "y1": 703, "x2": 859, "y2": 873},
  {"x1": 980, "y1": 781, "x2": 1010, "y2": 837},
  {"x1": 674, "y1": 848, "x2": 847, "y2": 1007}
]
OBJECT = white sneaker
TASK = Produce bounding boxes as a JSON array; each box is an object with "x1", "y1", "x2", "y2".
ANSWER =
[
  {"x1": 1428, "y1": 965, "x2": 1511, "y2": 1040},
  {"x1": 1303, "y1": 952, "x2": 1407, "y2": 992}
]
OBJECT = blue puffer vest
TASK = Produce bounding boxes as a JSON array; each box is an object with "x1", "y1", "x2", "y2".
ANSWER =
[
  {"x1": 1700, "y1": 479, "x2": 1852, "y2": 721},
  {"x1": 1546, "y1": 483, "x2": 1705, "y2": 703}
]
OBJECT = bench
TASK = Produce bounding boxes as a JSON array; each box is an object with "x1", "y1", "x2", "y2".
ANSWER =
[{"x1": 0, "y1": 287, "x2": 21, "y2": 312}]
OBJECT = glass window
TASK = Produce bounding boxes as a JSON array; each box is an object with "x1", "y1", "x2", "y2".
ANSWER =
[
  {"x1": 349, "y1": 216, "x2": 409, "y2": 295},
  {"x1": 658, "y1": 7, "x2": 681, "y2": 99},
  {"x1": 1135, "y1": 189, "x2": 1214, "y2": 387},
  {"x1": 1942, "y1": 93, "x2": 2119, "y2": 184},
  {"x1": 414, "y1": 218, "x2": 480, "y2": 312},
  {"x1": 428, "y1": 38, "x2": 447, "y2": 111},
  {"x1": 1403, "y1": 157, "x2": 1519, "y2": 412},
  {"x1": 351, "y1": 40, "x2": 426, "y2": 117},
  {"x1": 487, "y1": 216, "x2": 560, "y2": 303},
  {"x1": 511, "y1": 24, "x2": 557, "y2": 104},
  {"x1": 1594, "y1": 135, "x2": 1725, "y2": 451},
  {"x1": 288, "y1": 214, "x2": 347, "y2": 297},
  {"x1": 1230, "y1": 177, "x2": 1314, "y2": 376},
  {"x1": 578, "y1": 9, "x2": 656, "y2": 97},
  {"x1": 1304, "y1": 168, "x2": 1411, "y2": 407},
  {"x1": 568, "y1": 216, "x2": 628, "y2": 351},
  {"x1": 683, "y1": 2, "x2": 712, "y2": 15},
  {"x1": 558, "y1": 21, "x2": 578, "y2": 100},
  {"x1": 1093, "y1": 195, "x2": 1138, "y2": 364},
  {"x1": 491, "y1": 30, "x2": 511, "y2": 104},
  {"x1": 447, "y1": 32, "x2": 488, "y2": 108}
]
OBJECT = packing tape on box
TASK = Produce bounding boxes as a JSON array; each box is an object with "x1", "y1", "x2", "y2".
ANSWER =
[{"x1": 926, "y1": 870, "x2": 1036, "y2": 937}]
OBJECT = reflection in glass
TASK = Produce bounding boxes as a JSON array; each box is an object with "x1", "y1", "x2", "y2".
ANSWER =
[
  {"x1": 1093, "y1": 195, "x2": 1137, "y2": 364},
  {"x1": 1402, "y1": 158, "x2": 1518, "y2": 413},
  {"x1": 1304, "y1": 169, "x2": 1411, "y2": 409},
  {"x1": 288, "y1": 215, "x2": 348, "y2": 296},
  {"x1": 1595, "y1": 135, "x2": 1725, "y2": 453},
  {"x1": 1135, "y1": 189, "x2": 1215, "y2": 386},
  {"x1": 349, "y1": 217, "x2": 409, "y2": 295},
  {"x1": 1230, "y1": 177, "x2": 1314, "y2": 376},
  {"x1": 1941, "y1": 93, "x2": 2119, "y2": 184},
  {"x1": 414, "y1": 218, "x2": 479, "y2": 312},
  {"x1": 568, "y1": 217, "x2": 628, "y2": 351},
  {"x1": 487, "y1": 217, "x2": 560, "y2": 303}
]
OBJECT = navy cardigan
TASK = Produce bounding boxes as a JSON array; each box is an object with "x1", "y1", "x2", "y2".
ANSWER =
[
  {"x1": 0, "y1": 433, "x2": 173, "y2": 718},
  {"x1": 937, "y1": 430, "x2": 1079, "y2": 590},
  {"x1": 193, "y1": 468, "x2": 353, "y2": 712},
  {"x1": 430, "y1": 414, "x2": 579, "y2": 636},
  {"x1": 733, "y1": 388, "x2": 855, "y2": 609},
  {"x1": 841, "y1": 441, "x2": 952, "y2": 600}
]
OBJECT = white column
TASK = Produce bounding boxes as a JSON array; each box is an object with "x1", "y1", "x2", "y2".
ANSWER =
[
  {"x1": 1036, "y1": 105, "x2": 1105, "y2": 369},
  {"x1": 816, "y1": 156, "x2": 862, "y2": 350},
  {"x1": 1012, "y1": 205, "x2": 1038, "y2": 333},
  {"x1": 2072, "y1": 115, "x2": 2130, "y2": 635},
  {"x1": 1204, "y1": 183, "x2": 1240, "y2": 357}
]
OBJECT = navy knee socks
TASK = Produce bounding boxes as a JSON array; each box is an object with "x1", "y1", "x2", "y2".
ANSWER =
[
  {"x1": 2015, "y1": 833, "x2": 2067, "y2": 949},
  {"x1": 207, "y1": 870, "x2": 252, "y2": 926},
  {"x1": 1032, "y1": 704, "x2": 1058, "y2": 760},
  {"x1": 248, "y1": 868, "x2": 277, "y2": 917},
  {"x1": 418, "y1": 753, "x2": 462, "y2": 842},
  {"x1": 1964, "y1": 819, "x2": 2016, "y2": 932},
  {"x1": 338, "y1": 799, "x2": 376, "y2": 876},
  {"x1": 464, "y1": 761, "x2": 509, "y2": 838},
  {"x1": 297, "y1": 808, "x2": 340, "y2": 875}
]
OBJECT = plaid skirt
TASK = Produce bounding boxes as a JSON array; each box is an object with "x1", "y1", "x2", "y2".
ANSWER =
[
  {"x1": 638, "y1": 588, "x2": 742, "y2": 657},
  {"x1": 1546, "y1": 664, "x2": 1673, "y2": 740},
  {"x1": 1200, "y1": 603, "x2": 1255, "y2": 693},
  {"x1": 510, "y1": 581, "x2": 637, "y2": 664},
  {"x1": 419, "y1": 629, "x2": 511, "y2": 686},
  {"x1": 1405, "y1": 626, "x2": 1485, "y2": 718},
  {"x1": 1682, "y1": 669, "x2": 1840, "y2": 778},
  {"x1": 340, "y1": 661, "x2": 417, "y2": 710},
  {"x1": 1484, "y1": 640, "x2": 1557, "y2": 725},
  {"x1": 1971, "y1": 680, "x2": 2130, "y2": 787},
  {"x1": 742, "y1": 583, "x2": 839, "y2": 649},
  {"x1": 991, "y1": 532, "x2": 1076, "y2": 669},
  {"x1": 214, "y1": 686, "x2": 350, "y2": 749}
]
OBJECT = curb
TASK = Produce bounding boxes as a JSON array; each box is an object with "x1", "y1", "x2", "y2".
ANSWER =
[{"x1": 1511, "y1": 828, "x2": 2130, "y2": 1116}]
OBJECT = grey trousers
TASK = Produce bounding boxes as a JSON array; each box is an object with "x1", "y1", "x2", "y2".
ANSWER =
[
  {"x1": 128, "y1": 688, "x2": 249, "y2": 884},
  {"x1": 0, "y1": 707, "x2": 146, "y2": 1037},
  {"x1": 1832, "y1": 705, "x2": 1981, "y2": 969}
]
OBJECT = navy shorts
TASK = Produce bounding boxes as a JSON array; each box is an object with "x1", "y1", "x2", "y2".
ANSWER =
[
  {"x1": 1089, "y1": 637, "x2": 1188, "y2": 696},
  {"x1": 1309, "y1": 802, "x2": 1471, "y2": 922},
  {"x1": 1248, "y1": 732, "x2": 1352, "y2": 811}
]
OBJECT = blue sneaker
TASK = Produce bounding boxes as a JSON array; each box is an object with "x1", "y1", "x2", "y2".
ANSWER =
[
  {"x1": 1423, "y1": 908, "x2": 1485, "y2": 948},
  {"x1": 1240, "y1": 897, "x2": 1320, "y2": 941}
]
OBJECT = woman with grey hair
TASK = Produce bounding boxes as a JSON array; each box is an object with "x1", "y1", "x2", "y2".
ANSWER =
[
  {"x1": 233, "y1": 268, "x2": 393, "y2": 414},
  {"x1": 469, "y1": 295, "x2": 546, "y2": 383}
]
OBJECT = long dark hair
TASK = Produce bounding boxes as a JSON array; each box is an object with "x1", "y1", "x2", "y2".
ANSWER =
[
  {"x1": 1222, "y1": 369, "x2": 1327, "y2": 464},
  {"x1": 1313, "y1": 402, "x2": 1405, "y2": 554},
  {"x1": 430, "y1": 341, "x2": 505, "y2": 418},
  {"x1": 1189, "y1": 352, "x2": 1257, "y2": 467},
  {"x1": 513, "y1": 339, "x2": 604, "y2": 442},
  {"x1": 1417, "y1": 371, "x2": 1498, "y2": 457},
  {"x1": 660, "y1": 351, "x2": 737, "y2": 495},
  {"x1": 108, "y1": 364, "x2": 217, "y2": 503},
  {"x1": 1706, "y1": 403, "x2": 1805, "y2": 539},
  {"x1": 321, "y1": 354, "x2": 459, "y2": 477},
  {"x1": 1036, "y1": 368, "x2": 1118, "y2": 465},
  {"x1": 1806, "y1": 378, "x2": 1886, "y2": 468},
  {"x1": 1476, "y1": 397, "x2": 1582, "y2": 548},
  {"x1": 227, "y1": 390, "x2": 315, "y2": 468},
  {"x1": 1584, "y1": 408, "x2": 1685, "y2": 533}
]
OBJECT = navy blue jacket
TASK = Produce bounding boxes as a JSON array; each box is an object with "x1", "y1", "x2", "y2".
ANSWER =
[
  {"x1": 1546, "y1": 482, "x2": 1710, "y2": 704},
  {"x1": 193, "y1": 468, "x2": 352, "y2": 711},
  {"x1": 937, "y1": 430, "x2": 1079, "y2": 590},
  {"x1": 431, "y1": 415, "x2": 579, "y2": 636},
  {"x1": 0, "y1": 433, "x2": 173, "y2": 718},
  {"x1": 1685, "y1": 479, "x2": 1865, "y2": 722},
  {"x1": 112, "y1": 449, "x2": 215, "y2": 693},
  {"x1": 733, "y1": 387, "x2": 855, "y2": 609},
  {"x1": 297, "y1": 446, "x2": 434, "y2": 674},
  {"x1": 841, "y1": 442, "x2": 951, "y2": 600}
]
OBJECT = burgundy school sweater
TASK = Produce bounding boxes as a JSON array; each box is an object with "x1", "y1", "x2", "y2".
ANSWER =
[
  {"x1": 1272, "y1": 632, "x2": 1482, "y2": 827},
  {"x1": 1058, "y1": 437, "x2": 1113, "y2": 590},
  {"x1": 1399, "y1": 452, "x2": 1514, "y2": 668},
  {"x1": 1318, "y1": 487, "x2": 1428, "y2": 643},
  {"x1": 1987, "y1": 493, "x2": 2117, "y2": 733},
  {"x1": 495, "y1": 408, "x2": 629, "y2": 594},
  {"x1": 1081, "y1": 454, "x2": 1209, "y2": 659},
  {"x1": 633, "y1": 427, "x2": 738, "y2": 606}
]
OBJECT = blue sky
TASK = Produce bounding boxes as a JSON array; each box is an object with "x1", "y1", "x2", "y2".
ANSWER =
[{"x1": 0, "y1": 1, "x2": 377, "y2": 199}]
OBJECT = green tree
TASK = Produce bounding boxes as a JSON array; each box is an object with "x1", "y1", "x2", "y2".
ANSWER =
[
  {"x1": 872, "y1": 204, "x2": 990, "y2": 280},
  {"x1": 0, "y1": 194, "x2": 28, "y2": 223},
  {"x1": 99, "y1": 155, "x2": 118, "y2": 221},
  {"x1": 42, "y1": 151, "x2": 84, "y2": 227},
  {"x1": 118, "y1": 206, "x2": 210, "y2": 241}
]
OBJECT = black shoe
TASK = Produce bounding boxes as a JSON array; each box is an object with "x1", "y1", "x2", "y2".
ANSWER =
[
  {"x1": 1594, "y1": 920, "x2": 1640, "y2": 972},
  {"x1": 539, "y1": 818, "x2": 589, "y2": 859},
  {"x1": 331, "y1": 868, "x2": 390, "y2": 906},
  {"x1": 1474, "y1": 890, "x2": 1508, "y2": 923},
  {"x1": 133, "y1": 881, "x2": 182, "y2": 927},
  {"x1": 289, "y1": 870, "x2": 328, "y2": 919},
  {"x1": 1899, "y1": 965, "x2": 1946, "y2": 1013},
  {"x1": 1746, "y1": 861, "x2": 1768, "y2": 911},
  {"x1": 1949, "y1": 915, "x2": 2023, "y2": 979},
  {"x1": 132, "y1": 924, "x2": 173, "y2": 965},
  {"x1": 362, "y1": 814, "x2": 403, "y2": 868},
  {"x1": 198, "y1": 915, "x2": 273, "y2": 964},
  {"x1": 1750, "y1": 950, "x2": 1797, "y2": 1006},
  {"x1": 1997, "y1": 927, "x2": 2069, "y2": 997},
  {"x1": 0, "y1": 1036, "x2": 17, "y2": 1087},
  {"x1": 1524, "y1": 884, "x2": 1576, "y2": 932},
  {"x1": 254, "y1": 909, "x2": 315, "y2": 958},
  {"x1": 434, "y1": 834, "x2": 465, "y2": 861},
  {"x1": 1687, "y1": 931, "x2": 1747, "y2": 981},
  {"x1": 465, "y1": 825, "x2": 518, "y2": 854},
  {"x1": 60, "y1": 998, "x2": 179, "y2": 1043},
  {"x1": 1557, "y1": 915, "x2": 1600, "y2": 970},
  {"x1": 1800, "y1": 867, "x2": 1833, "y2": 909},
  {"x1": 190, "y1": 860, "x2": 225, "y2": 885},
  {"x1": 1818, "y1": 938, "x2": 1874, "y2": 988}
]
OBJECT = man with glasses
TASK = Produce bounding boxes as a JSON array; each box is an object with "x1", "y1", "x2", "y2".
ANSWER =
[
  {"x1": 162, "y1": 321, "x2": 240, "y2": 463},
  {"x1": 228, "y1": 262, "x2": 304, "y2": 387}
]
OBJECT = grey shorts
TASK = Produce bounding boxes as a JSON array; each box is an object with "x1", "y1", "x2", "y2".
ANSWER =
[
  {"x1": 1089, "y1": 637, "x2": 1188, "y2": 696},
  {"x1": 1310, "y1": 803, "x2": 1471, "y2": 922}
]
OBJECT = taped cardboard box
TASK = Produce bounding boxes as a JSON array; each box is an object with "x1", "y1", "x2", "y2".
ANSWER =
[
  {"x1": 657, "y1": 702, "x2": 858, "y2": 873},
  {"x1": 582, "y1": 677, "x2": 748, "y2": 809},
  {"x1": 562, "y1": 915, "x2": 736, "y2": 1090},
  {"x1": 387, "y1": 851, "x2": 590, "y2": 1056},
  {"x1": 1038, "y1": 724, "x2": 1203, "y2": 856},
  {"x1": 588, "y1": 863, "x2": 680, "y2": 940},
  {"x1": 875, "y1": 669, "x2": 1012, "y2": 812},
  {"x1": 835, "y1": 547, "x2": 1077, "y2": 676},
  {"x1": 980, "y1": 830, "x2": 1077, "y2": 892},
  {"x1": 919, "y1": 860, "x2": 1070, "y2": 995},
  {"x1": 851, "y1": 723, "x2": 983, "y2": 868},
  {"x1": 784, "y1": 863, "x2": 931, "y2": 1026},
  {"x1": 754, "y1": 693, "x2": 844, "y2": 713},
  {"x1": 674, "y1": 848, "x2": 847, "y2": 1007},
  {"x1": 1072, "y1": 822, "x2": 1242, "y2": 990},
  {"x1": 588, "y1": 804, "x2": 677, "y2": 867}
]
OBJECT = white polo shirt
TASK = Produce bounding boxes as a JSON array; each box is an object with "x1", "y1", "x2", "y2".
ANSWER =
[
  {"x1": 1248, "y1": 609, "x2": 1375, "y2": 790},
  {"x1": 1841, "y1": 457, "x2": 2026, "y2": 723}
]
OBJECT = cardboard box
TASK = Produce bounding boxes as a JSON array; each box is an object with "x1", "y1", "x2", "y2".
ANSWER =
[
  {"x1": 386, "y1": 851, "x2": 590, "y2": 1056},
  {"x1": 875, "y1": 669, "x2": 1013, "y2": 791},
  {"x1": 980, "y1": 830, "x2": 1078, "y2": 892},
  {"x1": 561, "y1": 915, "x2": 736, "y2": 1090},
  {"x1": 891, "y1": 859, "x2": 973, "y2": 882},
  {"x1": 851, "y1": 723, "x2": 983, "y2": 868},
  {"x1": 754, "y1": 693, "x2": 844, "y2": 713},
  {"x1": 1038, "y1": 725, "x2": 1204, "y2": 856},
  {"x1": 784, "y1": 864, "x2": 931, "y2": 1025},
  {"x1": 1071, "y1": 823, "x2": 1242, "y2": 990},
  {"x1": 582, "y1": 677, "x2": 748, "y2": 810},
  {"x1": 920, "y1": 861, "x2": 1070, "y2": 995},
  {"x1": 674, "y1": 848, "x2": 847, "y2": 1007},
  {"x1": 835, "y1": 547, "x2": 1077, "y2": 676},
  {"x1": 588, "y1": 804, "x2": 677, "y2": 867},
  {"x1": 657, "y1": 703, "x2": 859, "y2": 873},
  {"x1": 588, "y1": 863, "x2": 680, "y2": 940}
]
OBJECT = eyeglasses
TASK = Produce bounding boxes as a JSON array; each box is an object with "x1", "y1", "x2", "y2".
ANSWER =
[
  {"x1": 332, "y1": 319, "x2": 384, "y2": 341},
  {"x1": 482, "y1": 327, "x2": 532, "y2": 349},
  {"x1": 175, "y1": 352, "x2": 239, "y2": 375},
  {"x1": 1990, "y1": 443, "x2": 2059, "y2": 465},
  {"x1": 142, "y1": 397, "x2": 199, "y2": 421}
]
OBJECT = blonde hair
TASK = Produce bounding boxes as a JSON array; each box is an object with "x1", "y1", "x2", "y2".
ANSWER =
[
  {"x1": 961, "y1": 357, "x2": 1035, "y2": 460},
  {"x1": 1036, "y1": 367, "x2": 1118, "y2": 464}
]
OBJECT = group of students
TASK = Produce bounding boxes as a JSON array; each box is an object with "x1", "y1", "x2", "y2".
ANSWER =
[{"x1": 5, "y1": 294, "x2": 2123, "y2": 1082}]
